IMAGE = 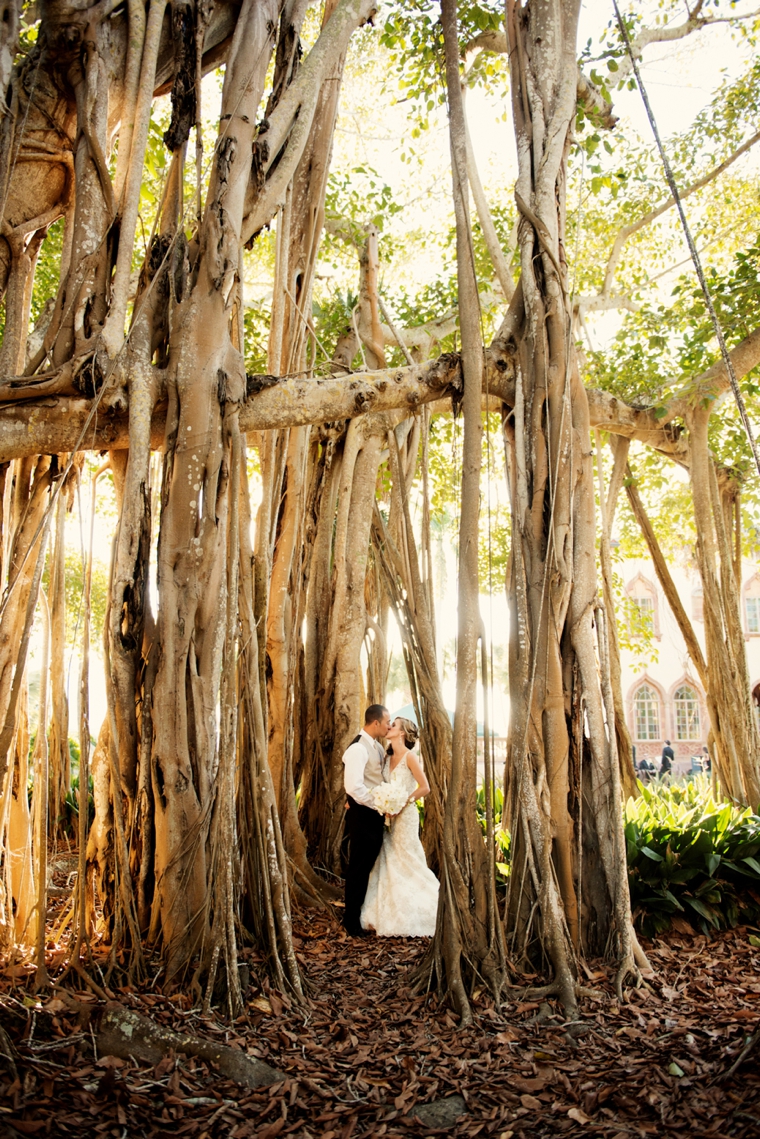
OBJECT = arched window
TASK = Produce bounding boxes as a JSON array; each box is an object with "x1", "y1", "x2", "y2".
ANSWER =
[
  {"x1": 634, "y1": 684, "x2": 660, "y2": 741},
  {"x1": 745, "y1": 576, "x2": 760, "y2": 634},
  {"x1": 674, "y1": 685, "x2": 700, "y2": 741},
  {"x1": 627, "y1": 575, "x2": 659, "y2": 636}
]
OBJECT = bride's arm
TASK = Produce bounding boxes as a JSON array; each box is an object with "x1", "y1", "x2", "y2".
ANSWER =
[{"x1": 405, "y1": 753, "x2": 430, "y2": 803}]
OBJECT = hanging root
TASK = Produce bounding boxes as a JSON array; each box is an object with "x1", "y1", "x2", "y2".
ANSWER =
[
  {"x1": 613, "y1": 920, "x2": 654, "y2": 1000},
  {"x1": 631, "y1": 926, "x2": 653, "y2": 973},
  {"x1": 502, "y1": 980, "x2": 605, "y2": 1003},
  {"x1": 614, "y1": 953, "x2": 641, "y2": 1001}
]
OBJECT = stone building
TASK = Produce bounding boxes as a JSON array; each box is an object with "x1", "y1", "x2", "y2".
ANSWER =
[{"x1": 619, "y1": 555, "x2": 760, "y2": 772}]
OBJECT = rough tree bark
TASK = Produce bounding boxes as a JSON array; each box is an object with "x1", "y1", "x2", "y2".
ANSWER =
[
  {"x1": 687, "y1": 408, "x2": 760, "y2": 806},
  {"x1": 414, "y1": 0, "x2": 507, "y2": 1026},
  {"x1": 502, "y1": 0, "x2": 644, "y2": 1009}
]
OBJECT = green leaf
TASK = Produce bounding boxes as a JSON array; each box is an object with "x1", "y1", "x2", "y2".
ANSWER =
[
  {"x1": 641, "y1": 846, "x2": 664, "y2": 861},
  {"x1": 684, "y1": 897, "x2": 721, "y2": 928}
]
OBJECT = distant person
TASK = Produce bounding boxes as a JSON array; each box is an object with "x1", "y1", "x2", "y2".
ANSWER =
[
  {"x1": 660, "y1": 740, "x2": 674, "y2": 777},
  {"x1": 702, "y1": 745, "x2": 711, "y2": 773},
  {"x1": 638, "y1": 756, "x2": 655, "y2": 782}
]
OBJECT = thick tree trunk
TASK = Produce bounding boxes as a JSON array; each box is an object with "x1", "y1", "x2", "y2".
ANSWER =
[
  {"x1": 417, "y1": 0, "x2": 507, "y2": 1025},
  {"x1": 687, "y1": 408, "x2": 760, "y2": 806},
  {"x1": 503, "y1": 0, "x2": 641, "y2": 1006},
  {"x1": 299, "y1": 416, "x2": 386, "y2": 871}
]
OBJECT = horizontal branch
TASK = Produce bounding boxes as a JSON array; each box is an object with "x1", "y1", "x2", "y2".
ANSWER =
[
  {"x1": 607, "y1": 3, "x2": 760, "y2": 86},
  {"x1": 7, "y1": 297, "x2": 755, "y2": 466},
  {"x1": 690, "y1": 323, "x2": 760, "y2": 406},
  {"x1": 586, "y1": 389, "x2": 689, "y2": 465},
  {"x1": 591, "y1": 322, "x2": 760, "y2": 468},
  {"x1": 576, "y1": 293, "x2": 639, "y2": 317},
  {"x1": 377, "y1": 312, "x2": 459, "y2": 353},
  {"x1": 0, "y1": 355, "x2": 467, "y2": 462},
  {"x1": 0, "y1": 342, "x2": 700, "y2": 463},
  {"x1": 463, "y1": 30, "x2": 507, "y2": 57}
]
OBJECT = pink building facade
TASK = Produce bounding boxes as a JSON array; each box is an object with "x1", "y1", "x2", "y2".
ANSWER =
[{"x1": 620, "y1": 558, "x2": 760, "y2": 771}]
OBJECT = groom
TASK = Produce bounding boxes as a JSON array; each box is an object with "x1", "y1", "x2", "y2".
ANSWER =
[{"x1": 341, "y1": 704, "x2": 391, "y2": 937}]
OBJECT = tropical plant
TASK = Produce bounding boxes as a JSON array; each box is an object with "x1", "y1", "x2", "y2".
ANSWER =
[
  {"x1": 625, "y1": 777, "x2": 760, "y2": 936},
  {"x1": 476, "y1": 784, "x2": 510, "y2": 883}
]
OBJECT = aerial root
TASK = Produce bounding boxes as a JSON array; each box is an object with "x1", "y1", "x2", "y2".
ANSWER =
[
  {"x1": 502, "y1": 980, "x2": 604, "y2": 1004},
  {"x1": 615, "y1": 953, "x2": 642, "y2": 1001}
]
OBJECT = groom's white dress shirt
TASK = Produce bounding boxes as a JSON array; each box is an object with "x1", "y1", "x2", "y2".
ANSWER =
[{"x1": 342, "y1": 729, "x2": 387, "y2": 810}]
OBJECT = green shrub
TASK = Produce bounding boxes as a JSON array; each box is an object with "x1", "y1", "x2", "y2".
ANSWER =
[
  {"x1": 625, "y1": 776, "x2": 760, "y2": 936},
  {"x1": 476, "y1": 784, "x2": 510, "y2": 883}
]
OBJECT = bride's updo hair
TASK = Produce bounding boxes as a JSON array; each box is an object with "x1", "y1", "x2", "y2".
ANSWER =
[{"x1": 397, "y1": 717, "x2": 419, "y2": 750}]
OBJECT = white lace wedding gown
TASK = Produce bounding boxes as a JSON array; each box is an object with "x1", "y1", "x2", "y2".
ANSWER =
[{"x1": 361, "y1": 754, "x2": 439, "y2": 937}]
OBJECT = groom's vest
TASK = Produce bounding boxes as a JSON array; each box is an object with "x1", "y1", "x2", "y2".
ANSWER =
[{"x1": 342, "y1": 731, "x2": 387, "y2": 803}]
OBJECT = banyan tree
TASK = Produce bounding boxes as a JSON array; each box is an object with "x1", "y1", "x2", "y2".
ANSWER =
[{"x1": 0, "y1": 0, "x2": 759, "y2": 1024}]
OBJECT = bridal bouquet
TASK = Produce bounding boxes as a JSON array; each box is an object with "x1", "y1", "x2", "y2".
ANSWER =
[{"x1": 371, "y1": 781, "x2": 409, "y2": 826}]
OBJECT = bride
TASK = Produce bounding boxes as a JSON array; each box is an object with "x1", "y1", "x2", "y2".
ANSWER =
[{"x1": 361, "y1": 716, "x2": 439, "y2": 937}]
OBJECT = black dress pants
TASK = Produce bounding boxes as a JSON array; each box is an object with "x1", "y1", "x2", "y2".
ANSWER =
[{"x1": 343, "y1": 797, "x2": 385, "y2": 931}]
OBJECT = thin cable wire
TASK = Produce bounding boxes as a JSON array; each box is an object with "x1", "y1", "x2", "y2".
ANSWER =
[{"x1": 612, "y1": 0, "x2": 760, "y2": 480}]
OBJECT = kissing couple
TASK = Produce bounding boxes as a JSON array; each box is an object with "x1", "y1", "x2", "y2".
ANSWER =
[{"x1": 341, "y1": 704, "x2": 440, "y2": 939}]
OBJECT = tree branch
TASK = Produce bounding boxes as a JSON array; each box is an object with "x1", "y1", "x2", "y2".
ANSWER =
[
  {"x1": 577, "y1": 293, "x2": 639, "y2": 316},
  {"x1": 0, "y1": 347, "x2": 699, "y2": 463},
  {"x1": 0, "y1": 356, "x2": 465, "y2": 461},
  {"x1": 689, "y1": 323, "x2": 760, "y2": 405},
  {"x1": 608, "y1": 4, "x2": 760, "y2": 86},
  {"x1": 601, "y1": 128, "x2": 760, "y2": 297},
  {"x1": 576, "y1": 70, "x2": 618, "y2": 130},
  {"x1": 242, "y1": 0, "x2": 375, "y2": 242},
  {"x1": 4, "y1": 307, "x2": 757, "y2": 465},
  {"x1": 586, "y1": 389, "x2": 690, "y2": 465},
  {"x1": 463, "y1": 29, "x2": 507, "y2": 57}
]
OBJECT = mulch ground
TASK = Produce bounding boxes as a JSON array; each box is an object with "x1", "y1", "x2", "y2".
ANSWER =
[{"x1": 1, "y1": 908, "x2": 759, "y2": 1138}]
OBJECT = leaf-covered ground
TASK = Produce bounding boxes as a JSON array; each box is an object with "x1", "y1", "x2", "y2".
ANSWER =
[{"x1": 1, "y1": 910, "x2": 759, "y2": 1138}]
